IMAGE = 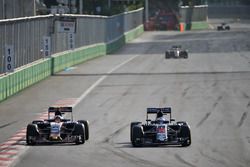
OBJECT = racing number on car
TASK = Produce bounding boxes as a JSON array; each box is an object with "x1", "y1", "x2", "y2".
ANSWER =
[
  {"x1": 5, "y1": 45, "x2": 14, "y2": 72},
  {"x1": 157, "y1": 126, "x2": 165, "y2": 133}
]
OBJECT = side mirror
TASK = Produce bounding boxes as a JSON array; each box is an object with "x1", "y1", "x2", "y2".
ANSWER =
[{"x1": 170, "y1": 119, "x2": 175, "y2": 122}]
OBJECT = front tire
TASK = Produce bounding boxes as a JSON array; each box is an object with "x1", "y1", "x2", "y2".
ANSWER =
[
  {"x1": 131, "y1": 125, "x2": 144, "y2": 147},
  {"x1": 26, "y1": 124, "x2": 39, "y2": 145},
  {"x1": 78, "y1": 120, "x2": 89, "y2": 140},
  {"x1": 130, "y1": 122, "x2": 142, "y2": 142},
  {"x1": 165, "y1": 52, "x2": 170, "y2": 59},
  {"x1": 74, "y1": 124, "x2": 85, "y2": 144},
  {"x1": 181, "y1": 51, "x2": 188, "y2": 59},
  {"x1": 179, "y1": 125, "x2": 191, "y2": 147}
]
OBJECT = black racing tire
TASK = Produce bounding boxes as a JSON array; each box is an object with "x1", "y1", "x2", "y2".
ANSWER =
[
  {"x1": 78, "y1": 120, "x2": 89, "y2": 140},
  {"x1": 165, "y1": 52, "x2": 170, "y2": 59},
  {"x1": 217, "y1": 26, "x2": 222, "y2": 31},
  {"x1": 131, "y1": 125, "x2": 143, "y2": 147},
  {"x1": 226, "y1": 26, "x2": 230, "y2": 30},
  {"x1": 130, "y1": 122, "x2": 142, "y2": 142},
  {"x1": 74, "y1": 123, "x2": 85, "y2": 144},
  {"x1": 179, "y1": 125, "x2": 191, "y2": 147},
  {"x1": 26, "y1": 124, "x2": 39, "y2": 145},
  {"x1": 181, "y1": 51, "x2": 188, "y2": 59}
]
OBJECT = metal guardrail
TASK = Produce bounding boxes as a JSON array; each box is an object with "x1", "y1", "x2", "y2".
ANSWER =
[{"x1": 0, "y1": 8, "x2": 143, "y2": 74}]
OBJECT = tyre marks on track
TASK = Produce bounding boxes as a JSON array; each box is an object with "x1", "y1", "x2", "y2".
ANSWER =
[
  {"x1": 101, "y1": 123, "x2": 129, "y2": 144},
  {"x1": 196, "y1": 112, "x2": 211, "y2": 128},
  {"x1": 213, "y1": 96, "x2": 223, "y2": 108},
  {"x1": 182, "y1": 86, "x2": 191, "y2": 97},
  {"x1": 174, "y1": 154, "x2": 197, "y2": 167},
  {"x1": 238, "y1": 93, "x2": 250, "y2": 127},
  {"x1": 0, "y1": 121, "x2": 18, "y2": 129},
  {"x1": 97, "y1": 122, "x2": 167, "y2": 167},
  {"x1": 199, "y1": 149, "x2": 227, "y2": 166},
  {"x1": 196, "y1": 96, "x2": 223, "y2": 127},
  {"x1": 99, "y1": 123, "x2": 172, "y2": 167},
  {"x1": 238, "y1": 112, "x2": 248, "y2": 127},
  {"x1": 0, "y1": 98, "x2": 78, "y2": 167},
  {"x1": 247, "y1": 101, "x2": 250, "y2": 108}
]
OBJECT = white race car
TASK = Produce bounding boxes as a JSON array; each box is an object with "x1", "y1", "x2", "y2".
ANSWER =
[{"x1": 165, "y1": 45, "x2": 188, "y2": 59}]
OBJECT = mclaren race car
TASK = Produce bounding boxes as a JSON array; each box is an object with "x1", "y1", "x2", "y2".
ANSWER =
[
  {"x1": 130, "y1": 107, "x2": 191, "y2": 147},
  {"x1": 165, "y1": 45, "x2": 188, "y2": 59},
  {"x1": 217, "y1": 23, "x2": 230, "y2": 31},
  {"x1": 26, "y1": 106, "x2": 89, "y2": 145}
]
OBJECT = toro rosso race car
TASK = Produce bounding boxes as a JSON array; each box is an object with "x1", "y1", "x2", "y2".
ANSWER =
[
  {"x1": 26, "y1": 106, "x2": 89, "y2": 145},
  {"x1": 165, "y1": 45, "x2": 188, "y2": 59},
  {"x1": 217, "y1": 23, "x2": 230, "y2": 31},
  {"x1": 130, "y1": 107, "x2": 191, "y2": 147}
]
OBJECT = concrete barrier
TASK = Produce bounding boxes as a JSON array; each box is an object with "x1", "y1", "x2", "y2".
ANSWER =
[
  {"x1": 179, "y1": 5, "x2": 209, "y2": 31},
  {"x1": 180, "y1": 21, "x2": 209, "y2": 31},
  {"x1": 53, "y1": 44, "x2": 106, "y2": 73},
  {"x1": 0, "y1": 58, "x2": 52, "y2": 102},
  {"x1": 179, "y1": 5, "x2": 208, "y2": 23},
  {"x1": 0, "y1": 75, "x2": 7, "y2": 102}
]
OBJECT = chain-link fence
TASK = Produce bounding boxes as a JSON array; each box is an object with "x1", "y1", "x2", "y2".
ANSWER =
[{"x1": 0, "y1": 8, "x2": 143, "y2": 74}]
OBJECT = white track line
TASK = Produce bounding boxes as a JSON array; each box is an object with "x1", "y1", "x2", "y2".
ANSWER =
[{"x1": 73, "y1": 54, "x2": 139, "y2": 107}]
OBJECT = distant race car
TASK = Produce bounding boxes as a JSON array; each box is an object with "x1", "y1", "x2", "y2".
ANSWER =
[
  {"x1": 165, "y1": 45, "x2": 188, "y2": 59},
  {"x1": 26, "y1": 106, "x2": 89, "y2": 145},
  {"x1": 217, "y1": 23, "x2": 230, "y2": 31},
  {"x1": 130, "y1": 107, "x2": 191, "y2": 147}
]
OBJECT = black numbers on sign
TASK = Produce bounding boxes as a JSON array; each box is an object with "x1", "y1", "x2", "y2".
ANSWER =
[
  {"x1": 7, "y1": 64, "x2": 12, "y2": 70},
  {"x1": 7, "y1": 56, "x2": 11, "y2": 62}
]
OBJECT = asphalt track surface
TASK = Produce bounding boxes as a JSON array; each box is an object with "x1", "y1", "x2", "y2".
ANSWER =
[{"x1": 0, "y1": 19, "x2": 250, "y2": 167}]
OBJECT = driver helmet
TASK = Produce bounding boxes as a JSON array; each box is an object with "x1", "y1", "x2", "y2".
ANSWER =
[
  {"x1": 156, "y1": 111, "x2": 164, "y2": 118},
  {"x1": 54, "y1": 115, "x2": 63, "y2": 123}
]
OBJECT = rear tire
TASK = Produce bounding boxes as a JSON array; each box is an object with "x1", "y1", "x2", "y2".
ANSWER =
[{"x1": 131, "y1": 125, "x2": 143, "y2": 147}]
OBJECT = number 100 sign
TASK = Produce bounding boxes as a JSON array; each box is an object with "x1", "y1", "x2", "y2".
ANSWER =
[{"x1": 5, "y1": 45, "x2": 15, "y2": 73}]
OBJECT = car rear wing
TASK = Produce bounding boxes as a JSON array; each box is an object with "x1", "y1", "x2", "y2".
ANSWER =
[
  {"x1": 146, "y1": 107, "x2": 173, "y2": 124},
  {"x1": 48, "y1": 107, "x2": 73, "y2": 120},
  {"x1": 147, "y1": 107, "x2": 171, "y2": 114},
  {"x1": 48, "y1": 107, "x2": 73, "y2": 113}
]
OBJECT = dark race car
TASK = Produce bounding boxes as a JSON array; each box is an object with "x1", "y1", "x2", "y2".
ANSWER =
[
  {"x1": 130, "y1": 107, "x2": 191, "y2": 147},
  {"x1": 217, "y1": 23, "x2": 230, "y2": 31},
  {"x1": 165, "y1": 45, "x2": 188, "y2": 59},
  {"x1": 26, "y1": 106, "x2": 89, "y2": 145}
]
